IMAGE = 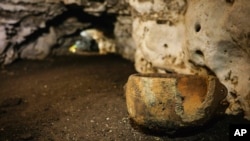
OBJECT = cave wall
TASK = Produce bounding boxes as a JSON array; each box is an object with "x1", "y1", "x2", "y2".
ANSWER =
[
  {"x1": 0, "y1": 0, "x2": 134, "y2": 64},
  {"x1": 129, "y1": 0, "x2": 250, "y2": 120},
  {"x1": 0, "y1": 1, "x2": 66, "y2": 64}
]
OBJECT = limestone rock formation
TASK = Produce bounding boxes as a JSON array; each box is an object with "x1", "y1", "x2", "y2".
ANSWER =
[
  {"x1": 115, "y1": 15, "x2": 135, "y2": 61},
  {"x1": 0, "y1": 0, "x2": 135, "y2": 64},
  {"x1": 129, "y1": 0, "x2": 250, "y2": 119},
  {"x1": 0, "y1": 0, "x2": 66, "y2": 64}
]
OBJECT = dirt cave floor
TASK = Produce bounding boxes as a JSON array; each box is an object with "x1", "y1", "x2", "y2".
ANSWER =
[{"x1": 0, "y1": 54, "x2": 249, "y2": 141}]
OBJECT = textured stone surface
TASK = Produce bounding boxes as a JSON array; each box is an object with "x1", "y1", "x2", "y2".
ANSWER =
[
  {"x1": 0, "y1": 0, "x2": 134, "y2": 63},
  {"x1": 129, "y1": 0, "x2": 250, "y2": 120},
  {"x1": 125, "y1": 73, "x2": 227, "y2": 130},
  {"x1": 0, "y1": 0, "x2": 66, "y2": 64},
  {"x1": 115, "y1": 16, "x2": 135, "y2": 61}
]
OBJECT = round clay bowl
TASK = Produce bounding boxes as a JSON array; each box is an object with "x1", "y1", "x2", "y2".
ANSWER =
[{"x1": 125, "y1": 73, "x2": 227, "y2": 131}]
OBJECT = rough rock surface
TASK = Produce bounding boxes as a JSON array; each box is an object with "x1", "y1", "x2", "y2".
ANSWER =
[
  {"x1": 115, "y1": 15, "x2": 135, "y2": 61},
  {"x1": 0, "y1": 0, "x2": 135, "y2": 64},
  {"x1": 129, "y1": 0, "x2": 250, "y2": 119},
  {"x1": 0, "y1": 0, "x2": 66, "y2": 64}
]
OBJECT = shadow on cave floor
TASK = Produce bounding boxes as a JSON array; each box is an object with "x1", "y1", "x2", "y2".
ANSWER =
[{"x1": 0, "y1": 54, "x2": 249, "y2": 141}]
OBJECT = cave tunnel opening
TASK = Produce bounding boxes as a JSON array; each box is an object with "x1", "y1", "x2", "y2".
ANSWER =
[
  {"x1": 10, "y1": 3, "x2": 119, "y2": 64},
  {"x1": 62, "y1": 4, "x2": 117, "y2": 38},
  {"x1": 0, "y1": 3, "x2": 140, "y2": 141}
]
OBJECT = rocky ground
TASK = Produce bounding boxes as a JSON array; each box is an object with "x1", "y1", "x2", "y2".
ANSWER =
[{"x1": 0, "y1": 54, "x2": 249, "y2": 141}]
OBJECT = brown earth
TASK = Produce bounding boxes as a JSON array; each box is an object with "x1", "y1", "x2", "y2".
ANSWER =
[{"x1": 0, "y1": 54, "x2": 249, "y2": 141}]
